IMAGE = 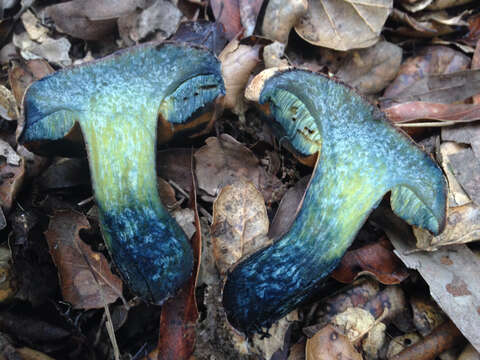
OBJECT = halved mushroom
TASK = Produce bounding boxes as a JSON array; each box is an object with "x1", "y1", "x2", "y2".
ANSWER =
[
  {"x1": 223, "y1": 69, "x2": 446, "y2": 334},
  {"x1": 20, "y1": 42, "x2": 225, "y2": 304}
]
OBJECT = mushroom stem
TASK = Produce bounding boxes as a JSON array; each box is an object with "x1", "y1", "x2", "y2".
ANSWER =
[{"x1": 223, "y1": 69, "x2": 446, "y2": 333}]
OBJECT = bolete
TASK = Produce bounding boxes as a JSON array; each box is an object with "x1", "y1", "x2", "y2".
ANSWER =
[
  {"x1": 20, "y1": 42, "x2": 225, "y2": 303},
  {"x1": 222, "y1": 69, "x2": 446, "y2": 334}
]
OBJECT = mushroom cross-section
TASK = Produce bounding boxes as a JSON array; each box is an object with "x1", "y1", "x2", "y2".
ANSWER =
[
  {"x1": 20, "y1": 43, "x2": 225, "y2": 304},
  {"x1": 223, "y1": 69, "x2": 446, "y2": 334}
]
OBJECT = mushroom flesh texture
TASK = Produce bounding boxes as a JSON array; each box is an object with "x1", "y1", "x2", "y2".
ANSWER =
[
  {"x1": 20, "y1": 43, "x2": 225, "y2": 304},
  {"x1": 223, "y1": 69, "x2": 446, "y2": 334}
]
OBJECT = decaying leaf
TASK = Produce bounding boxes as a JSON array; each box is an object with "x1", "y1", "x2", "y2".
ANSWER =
[
  {"x1": 262, "y1": 0, "x2": 307, "y2": 43},
  {"x1": 331, "y1": 238, "x2": 409, "y2": 285},
  {"x1": 194, "y1": 134, "x2": 284, "y2": 203},
  {"x1": 219, "y1": 39, "x2": 261, "y2": 115},
  {"x1": 427, "y1": 0, "x2": 475, "y2": 10},
  {"x1": 0, "y1": 85, "x2": 17, "y2": 121},
  {"x1": 438, "y1": 142, "x2": 471, "y2": 207},
  {"x1": 0, "y1": 141, "x2": 25, "y2": 212},
  {"x1": 295, "y1": 0, "x2": 393, "y2": 51},
  {"x1": 156, "y1": 148, "x2": 193, "y2": 193},
  {"x1": 39, "y1": 158, "x2": 90, "y2": 189},
  {"x1": 21, "y1": 10, "x2": 48, "y2": 42},
  {"x1": 210, "y1": 0, "x2": 242, "y2": 40},
  {"x1": 306, "y1": 324, "x2": 362, "y2": 360},
  {"x1": 170, "y1": 20, "x2": 227, "y2": 56},
  {"x1": 336, "y1": 41, "x2": 402, "y2": 95},
  {"x1": 13, "y1": 32, "x2": 72, "y2": 67},
  {"x1": 362, "y1": 322, "x2": 386, "y2": 360},
  {"x1": 442, "y1": 122, "x2": 480, "y2": 163},
  {"x1": 413, "y1": 203, "x2": 480, "y2": 250},
  {"x1": 332, "y1": 307, "x2": 376, "y2": 343},
  {"x1": 376, "y1": 209, "x2": 480, "y2": 352},
  {"x1": 382, "y1": 46, "x2": 470, "y2": 107},
  {"x1": 211, "y1": 179, "x2": 270, "y2": 275},
  {"x1": 363, "y1": 286, "x2": 408, "y2": 324},
  {"x1": 448, "y1": 147, "x2": 480, "y2": 206},
  {"x1": 389, "y1": 320, "x2": 463, "y2": 360},
  {"x1": 45, "y1": 210, "x2": 123, "y2": 309},
  {"x1": 410, "y1": 297, "x2": 447, "y2": 336},
  {"x1": 386, "y1": 332, "x2": 422, "y2": 358}
]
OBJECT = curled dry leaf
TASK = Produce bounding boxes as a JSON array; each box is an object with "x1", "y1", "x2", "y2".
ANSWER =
[
  {"x1": 194, "y1": 134, "x2": 284, "y2": 203},
  {"x1": 211, "y1": 179, "x2": 270, "y2": 275},
  {"x1": 382, "y1": 46, "x2": 470, "y2": 107},
  {"x1": 385, "y1": 102, "x2": 480, "y2": 124},
  {"x1": 332, "y1": 307, "x2": 376, "y2": 343},
  {"x1": 262, "y1": 0, "x2": 307, "y2": 43},
  {"x1": 295, "y1": 0, "x2": 393, "y2": 51},
  {"x1": 45, "y1": 210, "x2": 123, "y2": 309},
  {"x1": 306, "y1": 324, "x2": 362, "y2": 360},
  {"x1": 336, "y1": 41, "x2": 402, "y2": 95},
  {"x1": 331, "y1": 238, "x2": 409, "y2": 285},
  {"x1": 219, "y1": 39, "x2": 261, "y2": 115},
  {"x1": 413, "y1": 203, "x2": 480, "y2": 250}
]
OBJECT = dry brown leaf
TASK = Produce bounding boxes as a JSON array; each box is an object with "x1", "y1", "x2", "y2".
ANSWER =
[
  {"x1": 0, "y1": 141, "x2": 24, "y2": 212},
  {"x1": 410, "y1": 297, "x2": 446, "y2": 336},
  {"x1": 336, "y1": 40, "x2": 402, "y2": 95},
  {"x1": 427, "y1": 0, "x2": 475, "y2": 10},
  {"x1": 413, "y1": 203, "x2": 480, "y2": 250},
  {"x1": 385, "y1": 102, "x2": 480, "y2": 124},
  {"x1": 15, "y1": 347, "x2": 55, "y2": 360},
  {"x1": 376, "y1": 209, "x2": 480, "y2": 352},
  {"x1": 262, "y1": 0, "x2": 307, "y2": 43},
  {"x1": 438, "y1": 142, "x2": 471, "y2": 207},
  {"x1": 442, "y1": 122, "x2": 480, "y2": 160},
  {"x1": 194, "y1": 134, "x2": 284, "y2": 203},
  {"x1": 45, "y1": 210, "x2": 123, "y2": 309},
  {"x1": 331, "y1": 238, "x2": 409, "y2": 285},
  {"x1": 0, "y1": 85, "x2": 17, "y2": 121},
  {"x1": 295, "y1": 0, "x2": 392, "y2": 51},
  {"x1": 170, "y1": 20, "x2": 227, "y2": 56},
  {"x1": 156, "y1": 148, "x2": 193, "y2": 193},
  {"x1": 386, "y1": 333, "x2": 422, "y2": 358},
  {"x1": 332, "y1": 307, "x2": 376, "y2": 343},
  {"x1": 39, "y1": 158, "x2": 90, "y2": 189},
  {"x1": 448, "y1": 147, "x2": 480, "y2": 206},
  {"x1": 210, "y1": 0, "x2": 242, "y2": 40},
  {"x1": 382, "y1": 46, "x2": 470, "y2": 107},
  {"x1": 306, "y1": 324, "x2": 362, "y2": 360},
  {"x1": 219, "y1": 39, "x2": 261, "y2": 115},
  {"x1": 211, "y1": 179, "x2": 270, "y2": 274}
]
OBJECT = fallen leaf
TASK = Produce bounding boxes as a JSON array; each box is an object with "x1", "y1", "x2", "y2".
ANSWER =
[
  {"x1": 44, "y1": 0, "x2": 148, "y2": 40},
  {"x1": 385, "y1": 102, "x2": 480, "y2": 124},
  {"x1": 15, "y1": 347, "x2": 56, "y2": 360},
  {"x1": 382, "y1": 46, "x2": 470, "y2": 107},
  {"x1": 386, "y1": 333, "x2": 422, "y2": 358},
  {"x1": 472, "y1": 38, "x2": 480, "y2": 103},
  {"x1": 389, "y1": 320, "x2": 463, "y2": 360},
  {"x1": 464, "y1": 14, "x2": 480, "y2": 47},
  {"x1": 13, "y1": 32, "x2": 72, "y2": 67},
  {"x1": 331, "y1": 238, "x2": 409, "y2": 285},
  {"x1": 333, "y1": 307, "x2": 376, "y2": 343},
  {"x1": 39, "y1": 158, "x2": 90, "y2": 189},
  {"x1": 268, "y1": 176, "x2": 309, "y2": 240},
  {"x1": 118, "y1": 0, "x2": 182, "y2": 45},
  {"x1": 8, "y1": 59, "x2": 54, "y2": 106},
  {"x1": 194, "y1": 134, "x2": 284, "y2": 203},
  {"x1": 211, "y1": 179, "x2": 270, "y2": 274},
  {"x1": 21, "y1": 10, "x2": 48, "y2": 42},
  {"x1": 45, "y1": 210, "x2": 123, "y2": 309},
  {"x1": 336, "y1": 40, "x2": 402, "y2": 95},
  {"x1": 438, "y1": 142, "x2": 471, "y2": 207},
  {"x1": 362, "y1": 286, "x2": 408, "y2": 324},
  {"x1": 262, "y1": 0, "x2": 307, "y2": 43},
  {"x1": 458, "y1": 344, "x2": 480, "y2": 360},
  {"x1": 441, "y1": 117, "x2": 480, "y2": 160},
  {"x1": 427, "y1": 0, "x2": 475, "y2": 10},
  {"x1": 374, "y1": 208, "x2": 480, "y2": 352},
  {"x1": 156, "y1": 148, "x2": 192, "y2": 192},
  {"x1": 362, "y1": 322, "x2": 386, "y2": 360},
  {"x1": 448, "y1": 147, "x2": 480, "y2": 206},
  {"x1": 413, "y1": 203, "x2": 480, "y2": 250},
  {"x1": 305, "y1": 324, "x2": 362, "y2": 360},
  {"x1": 239, "y1": 0, "x2": 263, "y2": 37},
  {"x1": 0, "y1": 141, "x2": 25, "y2": 212},
  {"x1": 0, "y1": 85, "x2": 17, "y2": 121},
  {"x1": 0, "y1": 245, "x2": 16, "y2": 302},
  {"x1": 295, "y1": 0, "x2": 393, "y2": 51},
  {"x1": 410, "y1": 297, "x2": 446, "y2": 336},
  {"x1": 400, "y1": 0, "x2": 434, "y2": 13},
  {"x1": 210, "y1": 0, "x2": 242, "y2": 40},
  {"x1": 170, "y1": 20, "x2": 227, "y2": 55},
  {"x1": 219, "y1": 39, "x2": 261, "y2": 115}
]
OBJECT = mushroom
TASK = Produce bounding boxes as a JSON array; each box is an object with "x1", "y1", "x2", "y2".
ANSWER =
[
  {"x1": 20, "y1": 42, "x2": 225, "y2": 304},
  {"x1": 223, "y1": 69, "x2": 446, "y2": 334}
]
